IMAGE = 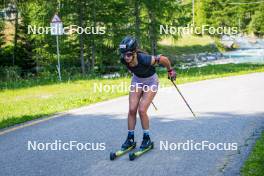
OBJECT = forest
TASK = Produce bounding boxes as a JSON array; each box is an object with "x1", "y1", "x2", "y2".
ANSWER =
[{"x1": 0, "y1": 0, "x2": 263, "y2": 80}]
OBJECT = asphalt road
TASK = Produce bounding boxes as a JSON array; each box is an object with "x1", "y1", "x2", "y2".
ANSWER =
[{"x1": 0, "y1": 73, "x2": 264, "y2": 176}]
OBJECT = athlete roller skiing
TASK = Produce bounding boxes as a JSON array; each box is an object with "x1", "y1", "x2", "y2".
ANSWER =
[{"x1": 119, "y1": 36, "x2": 177, "y2": 153}]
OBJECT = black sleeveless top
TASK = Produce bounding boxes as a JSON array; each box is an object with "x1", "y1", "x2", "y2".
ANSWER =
[{"x1": 121, "y1": 52, "x2": 156, "y2": 78}]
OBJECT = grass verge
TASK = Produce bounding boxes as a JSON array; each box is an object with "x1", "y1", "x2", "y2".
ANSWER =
[
  {"x1": 0, "y1": 63, "x2": 264, "y2": 129},
  {"x1": 241, "y1": 132, "x2": 264, "y2": 176}
]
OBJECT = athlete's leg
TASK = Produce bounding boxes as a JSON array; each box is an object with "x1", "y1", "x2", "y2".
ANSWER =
[
  {"x1": 121, "y1": 83, "x2": 142, "y2": 149},
  {"x1": 138, "y1": 88, "x2": 157, "y2": 149},
  {"x1": 128, "y1": 86, "x2": 142, "y2": 130},
  {"x1": 138, "y1": 90, "x2": 157, "y2": 130}
]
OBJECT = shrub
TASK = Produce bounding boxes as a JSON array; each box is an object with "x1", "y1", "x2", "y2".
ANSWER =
[{"x1": 0, "y1": 66, "x2": 21, "y2": 81}]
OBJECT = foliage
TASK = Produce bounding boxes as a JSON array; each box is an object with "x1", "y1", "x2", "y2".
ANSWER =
[
  {"x1": 0, "y1": 0, "x2": 263, "y2": 78},
  {"x1": 195, "y1": 0, "x2": 264, "y2": 36}
]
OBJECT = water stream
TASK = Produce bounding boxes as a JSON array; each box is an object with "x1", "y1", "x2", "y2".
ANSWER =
[{"x1": 222, "y1": 36, "x2": 264, "y2": 64}]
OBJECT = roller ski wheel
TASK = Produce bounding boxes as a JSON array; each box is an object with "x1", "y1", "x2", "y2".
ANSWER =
[
  {"x1": 110, "y1": 152, "x2": 117, "y2": 160},
  {"x1": 129, "y1": 152, "x2": 136, "y2": 161}
]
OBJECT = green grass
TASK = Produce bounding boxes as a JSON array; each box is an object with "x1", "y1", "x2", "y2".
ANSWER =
[
  {"x1": 159, "y1": 35, "x2": 215, "y2": 47},
  {"x1": 158, "y1": 35, "x2": 218, "y2": 55},
  {"x1": 241, "y1": 132, "x2": 264, "y2": 176},
  {"x1": 0, "y1": 63, "x2": 264, "y2": 129}
]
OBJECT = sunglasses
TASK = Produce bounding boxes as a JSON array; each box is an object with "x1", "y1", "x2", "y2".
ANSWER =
[{"x1": 125, "y1": 52, "x2": 133, "y2": 57}]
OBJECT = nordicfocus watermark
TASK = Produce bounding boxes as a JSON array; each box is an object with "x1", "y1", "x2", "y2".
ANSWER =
[
  {"x1": 28, "y1": 25, "x2": 106, "y2": 35},
  {"x1": 160, "y1": 140, "x2": 238, "y2": 151},
  {"x1": 93, "y1": 82, "x2": 158, "y2": 93},
  {"x1": 160, "y1": 24, "x2": 238, "y2": 35},
  {"x1": 92, "y1": 82, "x2": 190, "y2": 93},
  {"x1": 27, "y1": 140, "x2": 106, "y2": 151}
]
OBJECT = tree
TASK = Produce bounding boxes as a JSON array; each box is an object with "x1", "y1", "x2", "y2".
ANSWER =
[
  {"x1": 134, "y1": 0, "x2": 141, "y2": 47},
  {"x1": 249, "y1": 4, "x2": 264, "y2": 36},
  {"x1": 0, "y1": 18, "x2": 4, "y2": 49},
  {"x1": 195, "y1": 0, "x2": 264, "y2": 36},
  {"x1": 77, "y1": 0, "x2": 85, "y2": 74}
]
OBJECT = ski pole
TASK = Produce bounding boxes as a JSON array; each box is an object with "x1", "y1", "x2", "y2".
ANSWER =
[
  {"x1": 171, "y1": 80, "x2": 197, "y2": 119},
  {"x1": 151, "y1": 101, "x2": 158, "y2": 111}
]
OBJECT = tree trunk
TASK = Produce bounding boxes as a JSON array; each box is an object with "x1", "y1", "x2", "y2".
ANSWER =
[
  {"x1": 91, "y1": 0, "x2": 96, "y2": 71},
  {"x1": 134, "y1": 0, "x2": 141, "y2": 47},
  {"x1": 148, "y1": 9, "x2": 157, "y2": 55},
  {"x1": 13, "y1": 6, "x2": 18, "y2": 66},
  {"x1": 78, "y1": 1, "x2": 85, "y2": 74}
]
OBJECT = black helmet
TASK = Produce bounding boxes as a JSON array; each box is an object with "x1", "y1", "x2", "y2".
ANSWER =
[{"x1": 119, "y1": 36, "x2": 137, "y2": 54}]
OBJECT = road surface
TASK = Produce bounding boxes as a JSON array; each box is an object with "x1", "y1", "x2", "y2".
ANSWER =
[{"x1": 0, "y1": 73, "x2": 264, "y2": 176}]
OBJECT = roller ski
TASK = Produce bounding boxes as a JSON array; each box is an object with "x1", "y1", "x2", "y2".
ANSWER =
[
  {"x1": 110, "y1": 134, "x2": 136, "y2": 160},
  {"x1": 129, "y1": 134, "x2": 154, "y2": 161}
]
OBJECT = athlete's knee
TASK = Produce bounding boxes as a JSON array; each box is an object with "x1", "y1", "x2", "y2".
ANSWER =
[
  {"x1": 138, "y1": 106, "x2": 147, "y2": 117},
  {"x1": 129, "y1": 108, "x2": 137, "y2": 117}
]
